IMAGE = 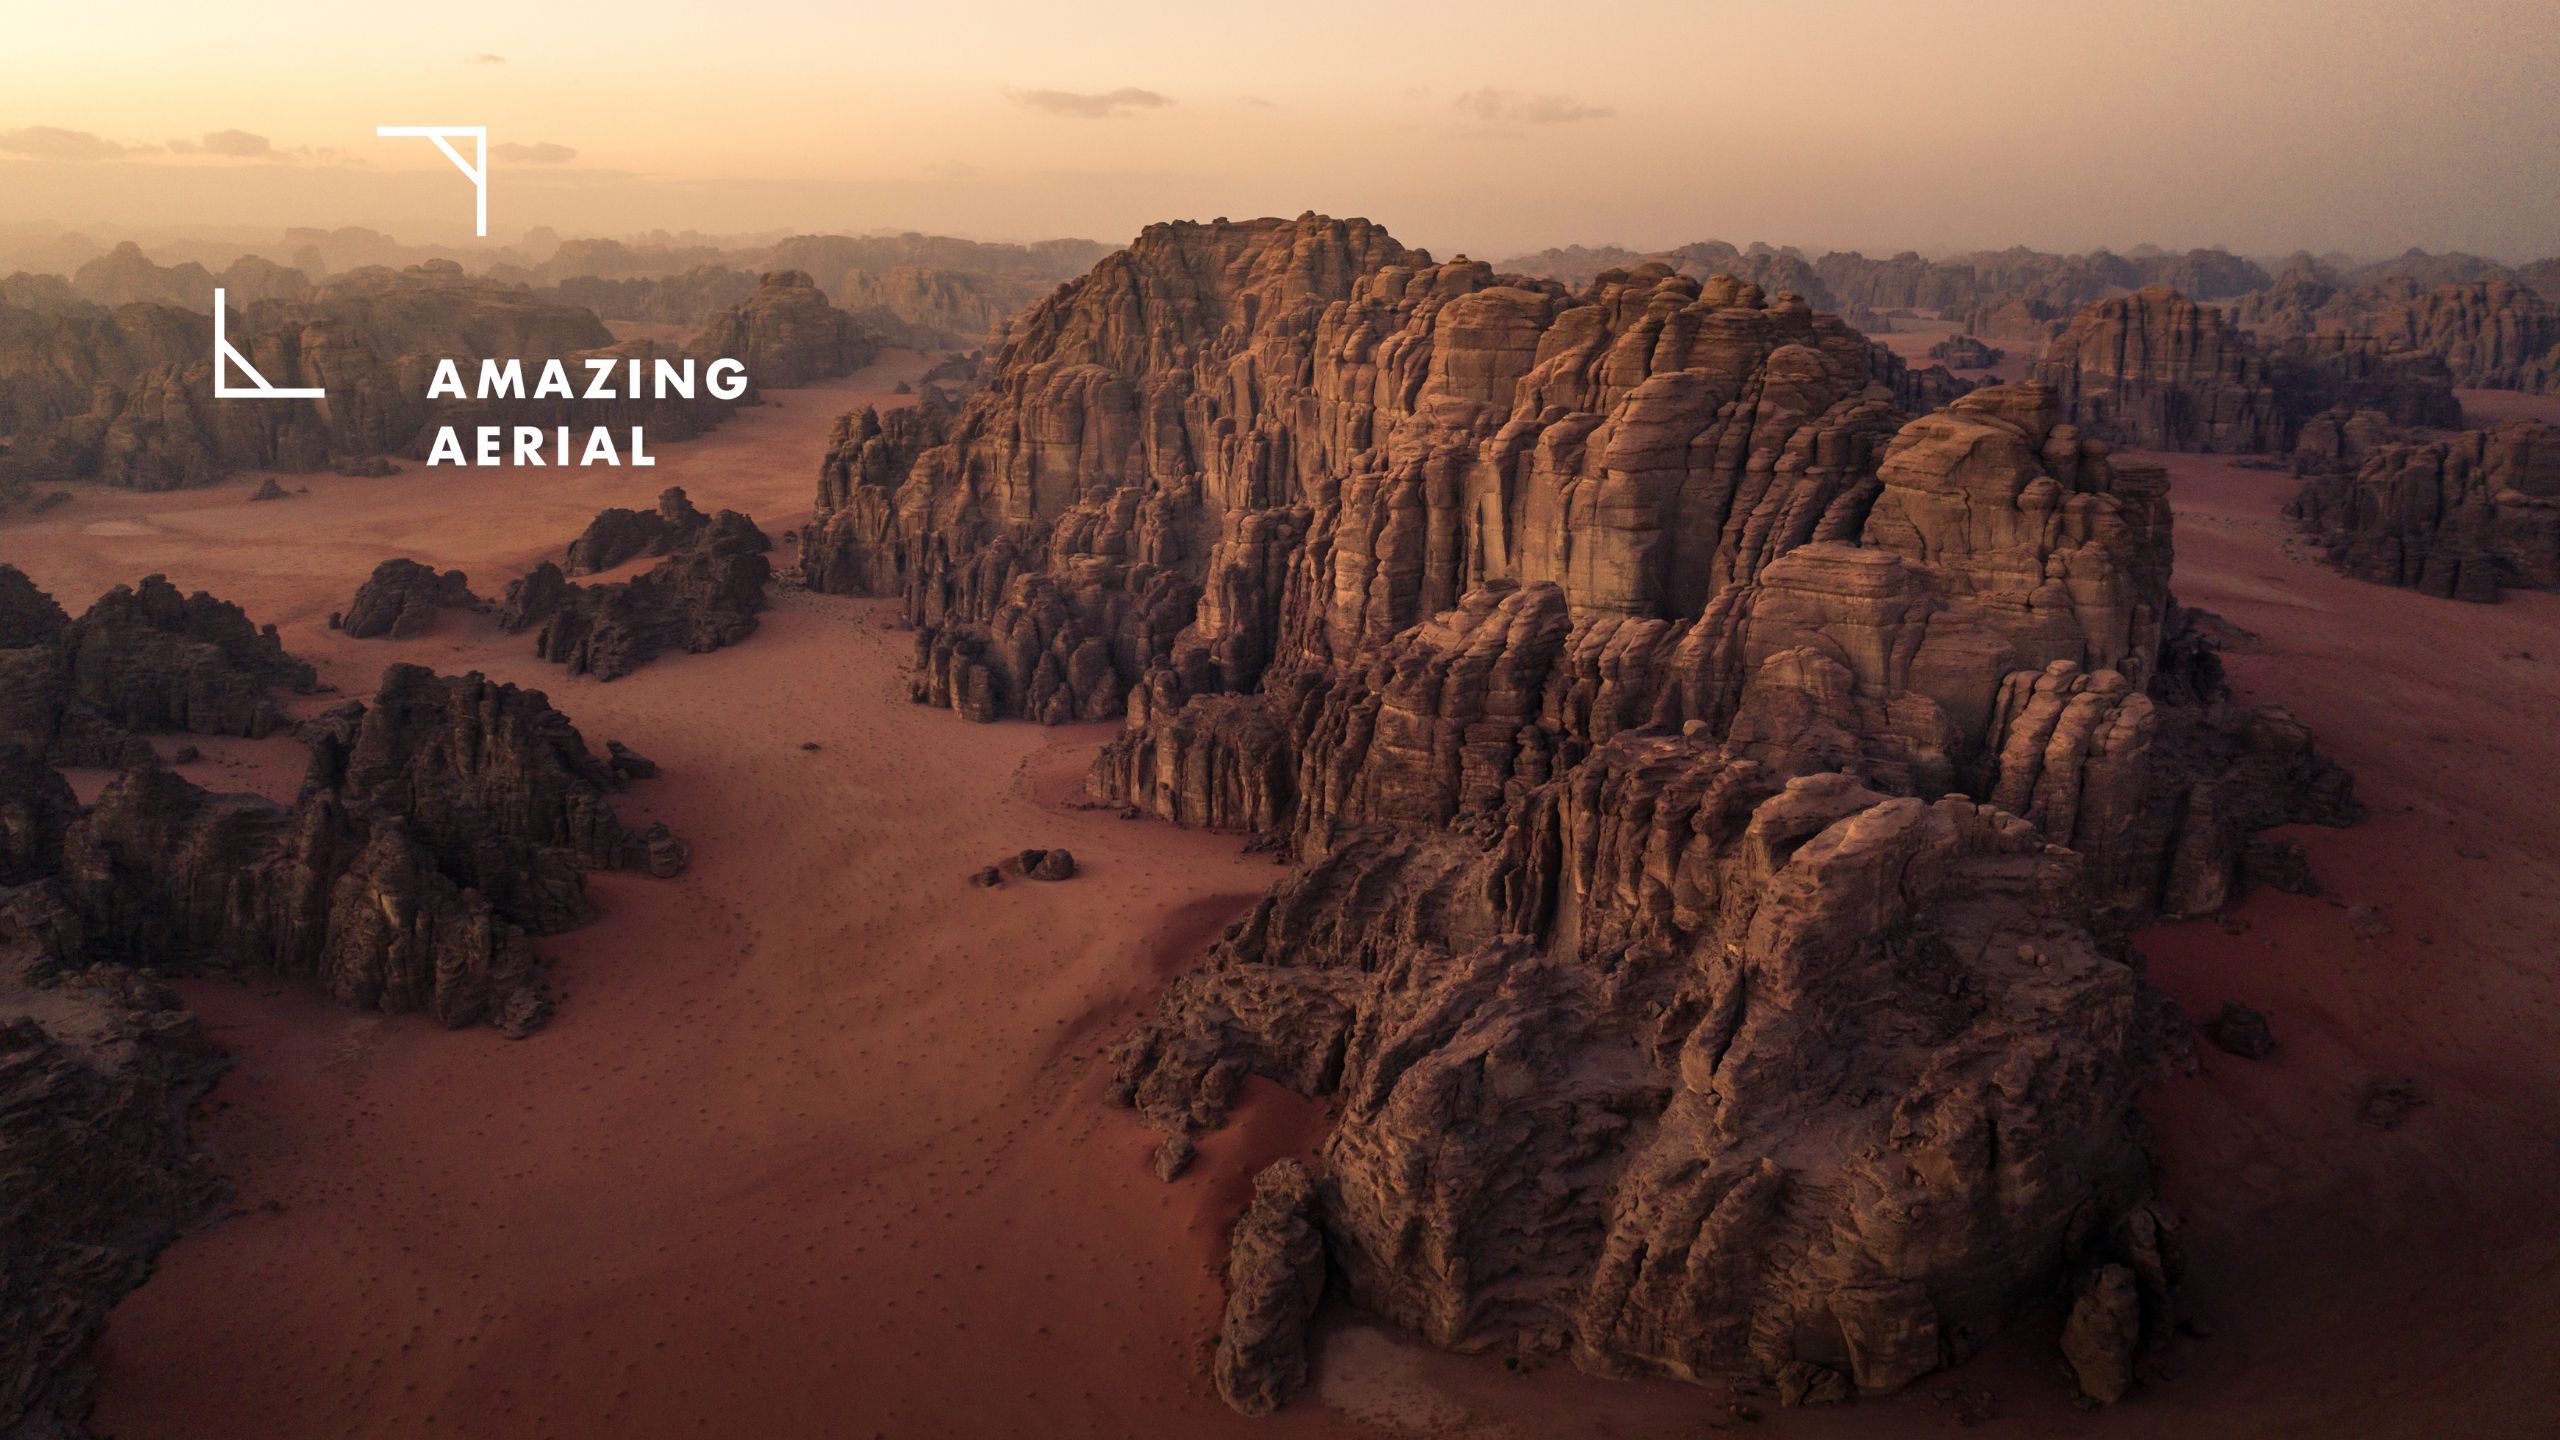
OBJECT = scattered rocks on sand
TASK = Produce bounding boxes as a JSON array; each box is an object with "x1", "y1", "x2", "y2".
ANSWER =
[
  {"x1": 337, "y1": 558, "x2": 483, "y2": 639},
  {"x1": 971, "y1": 848, "x2": 1077, "y2": 886},
  {"x1": 2202, "y1": 1003, "x2": 2276, "y2": 1059},
  {"x1": 2361, "y1": 1078, "x2": 2427, "y2": 1130},
  {"x1": 499, "y1": 494, "x2": 773, "y2": 680}
]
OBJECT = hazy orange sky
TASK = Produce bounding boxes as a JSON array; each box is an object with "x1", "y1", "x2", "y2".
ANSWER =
[{"x1": 4, "y1": 0, "x2": 2556, "y2": 260}]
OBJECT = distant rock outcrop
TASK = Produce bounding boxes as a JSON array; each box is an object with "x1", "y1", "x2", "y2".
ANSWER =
[
  {"x1": 2240, "y1": 276, "x2": 2560, "y2": 394},
  {"x1": 500, "y1": 496, "x2": 773, "y2": 679},
  {"x1": 564, "y1": 485, "x2": 712, "y2": 575},
  {"x1": 2036, "y1": 287, "x2": 2458, "y2": 452},
  {"x1": 689, "y1": 270, "x2": 876, "y2": 388},
  {"x1": 2287, "y1": 420, "x2": 2560, "y2": 601},
  {"x1": 0, "y1": 262, "x2": 736, "y2": 489},
  {"x1": 337, "y1": 558, "x2": 483, "y2": 639},
  {"x1": 0, "y1": 569, "x2": 314, "y2": 766},
  {"x1": 1928, "y1": 333, "x2": 2003, "y2": 368}
]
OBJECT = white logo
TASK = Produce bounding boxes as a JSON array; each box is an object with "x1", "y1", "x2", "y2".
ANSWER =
[
  {"x1": 212, "y1": 288, "x2": 325, "y2": 399},
  {"x1": 375, "y1": 125, "x2": 488, "y2": 237}
]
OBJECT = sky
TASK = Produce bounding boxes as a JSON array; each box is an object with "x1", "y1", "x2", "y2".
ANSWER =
[{"x1": 3, "y1": 0, "x2": 2556, "y2": 262}]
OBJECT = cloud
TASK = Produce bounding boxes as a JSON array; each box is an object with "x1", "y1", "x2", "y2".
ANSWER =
[
  {"x1": 169, "y1": 129, "x2": 273, "y2": 157},
  {"x1": 1452, "y1": 88, "x2": 1615, "y2": 126},
  {"x1": 0, "y1": 125, "x2": 128, "y2": 161},
  {"x1": 1007, "y1": 87, "x2": 1174, "y2": 120},
  {"x1": 493, "y1": 141, "x2": 577, "y2": 164},
  {"x1": 466, "y1": 52, "x2": 506, "y2": 64}
]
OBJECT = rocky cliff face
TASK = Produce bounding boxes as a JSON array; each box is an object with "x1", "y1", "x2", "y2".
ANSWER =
[
  {"x1": 0, "y1": 568, "x2": 315, "y2": 766},
  {"x1": 689, "y1": 270, "x2": 876, "y2": 388},
  {"x1": 800, "y1": 215, "x2": 2356, "y2": 1408},
  {"x1": 0, "y1": 262, "x2": 734, "y2": 489},
  {"x1": 2035, "y1": 287, "x2": 2458, "y2": 452},
  {"x1": 499, "y1": 491, "x2": 773, "y2": 680},
  {"x1": 2287, "y1": 420, "x2": 2560, "y2": 601}
]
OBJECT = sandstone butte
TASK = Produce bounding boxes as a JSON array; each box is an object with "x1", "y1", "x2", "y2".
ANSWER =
[{"x1": 794, "y1": 213, "x2": 2365, "y2": 1410}]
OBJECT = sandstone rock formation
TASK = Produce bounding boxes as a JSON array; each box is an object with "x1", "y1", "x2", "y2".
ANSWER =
[
  {"x1": 798, "y1": 215, "x2": 2359, "y2": 1403},
  {"x1": 0, "y1": 642, "x2": 691, "y2": 1424},
  {"x1": 1928, "y1": 334, "x2": 2003, "y2": 369},
  {"x1": 564, "y1": 486, "x2": 714, "y2": 575},
  {"x1": 0, "y1": 568, "x2": 315, "y2": 766},
  {"x1": 2036, "y1": 287, "x2": 2457, "y2": 452},
  {"x1": 500, "y1": 499, "x2": 773, "y2": 679},
  {"x1": 0, "y1": 929, "x2": 227, "y2": 1439},
  {"x1": 2240, "y1": 276, "x2": 2560, "y2": 393},
  {"x1": 547, "y1": 265, "x2": 760, "y2": 326},
  {"x1": 2287, "y1": 420, "x2": 2560, "y2": 601},
  {"x1": 21, "y1": 662, "x2": 682, "y2": 1033},
  {"x1": 689, "y1": 270, "x2": 876, "y2": 388},
  {"x1": 337, "y1": 558, "x2": 482, "y2": 639},
  {"x1": 1212, "y1": 1160, "x2": 1325, "y2": 1415}
]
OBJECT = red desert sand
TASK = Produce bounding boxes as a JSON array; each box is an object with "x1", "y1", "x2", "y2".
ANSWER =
[{"x1": 3, "y1": 365, "x2": 2553, "y2": 1438}]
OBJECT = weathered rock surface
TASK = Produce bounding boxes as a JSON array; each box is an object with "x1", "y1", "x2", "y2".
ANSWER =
[
  {"x1": 804, "y1": 216, "x2": 2354, "y2": 1401},
  {"x1": 689, "y1": 270, "x2": 876, "y2": 388},
  {"x1": 2287, "y1": 420, "x2": 2560, "y2": 601},
  {"x1": 338, "y1": 558, "x2": 482, "y2": 639},
  {"x1": 499, "y1": 500, "x2": 773, "y2": 679},
  {"x1": 1212, "y1": 1160, "x2": 1325, "y2": 1416},
  {"x1": 0, "y1": 568, "x2": 315, "y2": 766},
  {"x1": 0, "y1": 937, "x2": 228, "y2": 1440},
  {"x1": 2035, "y1": 288, "x2": 2458, "y2": 452},
  {"x1": 40, "y1": 662, "x2": 680, "y2": 1031},
  {"x1": 564, "y1": 485, "x2": 713, "y2": 575}
]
